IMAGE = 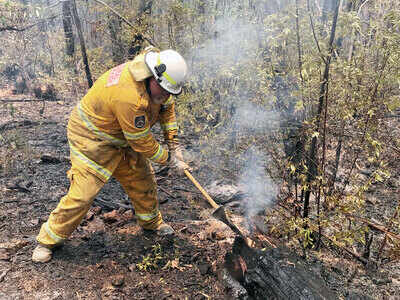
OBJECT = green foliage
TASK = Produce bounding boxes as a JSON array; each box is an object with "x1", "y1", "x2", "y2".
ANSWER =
[
  {"x1": 136, "y1": 243, "x2": 163, "y2": 271},
  {"x1": 86, "y1": 47, "x2": 114, "y2": 80},
  {"x1": 0, "y1": 1, "x2": 28, "y2": 28},
  {"x1": 1, "y1": 0, "x2": 399, "y2": 259}
]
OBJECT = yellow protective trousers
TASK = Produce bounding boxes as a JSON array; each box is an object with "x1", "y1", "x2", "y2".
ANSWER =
[{"x1": 36, "y1": 151, "x2": 162, "y2": 248}]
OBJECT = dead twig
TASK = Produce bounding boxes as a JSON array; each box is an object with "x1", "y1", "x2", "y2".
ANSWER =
[
  {"x1": 91, "y1": 0, "x2": 156, "y2": 46},
  {"x1": 5, "y1": 183, "x2": 31, "y2": 193},
  {"x1": 158, "y1": 186, "x2": 176, "y2": 199},
  {"x1": 174, "y1": 187, "x2": 199, "y2": 193},
  {"x1": 0, "y1": 120, "x2": 57, "y2": 132},
  {"x1": 321, "y1": 232, "x2": 368, "y2": 264},
  {"x1": 2, "y1": 199, "x2": 19, "y2": 203},
  {"x1": 0, "y1": 14, "x2": 60, "y2": 32},
  {"x1": 0, "y1": 268, "x2": 11, "y2": 282},
  {"x1": 378, "y1": 209, "x2": 399, "y2": 260},
  {"x1": 155, "y1": 166, "x2": 169, "y2": 175},
  {"x1": 344, "y1": 214, "x2": 400, "y2": 242},
  {"x1": 0, "y1": 99, "x2": 57, "y2": 103}
]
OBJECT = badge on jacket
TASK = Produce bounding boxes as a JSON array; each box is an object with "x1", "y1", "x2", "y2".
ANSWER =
[{"x1": 134, "y1": 115, "x2": 146, "y2": 128}]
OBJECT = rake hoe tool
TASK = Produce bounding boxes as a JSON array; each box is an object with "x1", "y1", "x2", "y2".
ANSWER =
[{"x1": 183, "y1": 170, "x2": 246, "y2": 239}]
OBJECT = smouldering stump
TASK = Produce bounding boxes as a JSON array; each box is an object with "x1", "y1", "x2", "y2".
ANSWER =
[{"x1": 224, "y1": 237, "x2": 337, "y2": 300}]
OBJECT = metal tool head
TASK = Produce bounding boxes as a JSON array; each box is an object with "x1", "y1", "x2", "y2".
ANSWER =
[
  {"x1": 212, "y1": 206, "x2": 244, "y2": 238},
  {"x1": 212, "y1": 206, "x2": 229, "y2": 224}
]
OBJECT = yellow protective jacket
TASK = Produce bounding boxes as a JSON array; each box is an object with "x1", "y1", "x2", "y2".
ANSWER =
[{"x1": 67, "y1": 62, "x2": 178, "y2": 182}]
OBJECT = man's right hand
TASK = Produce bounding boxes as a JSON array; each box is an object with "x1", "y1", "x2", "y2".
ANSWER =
[{"x1": 168, "y1": 148, "x2": 190, "y2": 176}]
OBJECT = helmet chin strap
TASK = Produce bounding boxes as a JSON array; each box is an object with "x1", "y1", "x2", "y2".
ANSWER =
[{"x1": 146, "y1": 77, "x2": 168, "y2": 103}]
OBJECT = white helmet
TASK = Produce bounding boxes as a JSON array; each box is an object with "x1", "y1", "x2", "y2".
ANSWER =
[{"x1": 145, "y1": 49, "x2": 188, "y2": 95}]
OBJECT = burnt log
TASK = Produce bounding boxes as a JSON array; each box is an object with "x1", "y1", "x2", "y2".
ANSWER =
[
  {"x1": 224, "y1": 237, "x2": 336, "y2": 300},
  {"x1": 33, "y1": 83, "x2": 57, "y2": 100}
]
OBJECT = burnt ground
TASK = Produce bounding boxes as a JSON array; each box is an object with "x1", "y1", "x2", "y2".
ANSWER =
[
  {"x1": 0, "y1": 89, "x2": 233, "y2": 299},
  {"x1": 0, "y1": 87, "x2": 399, "y2": 299}
]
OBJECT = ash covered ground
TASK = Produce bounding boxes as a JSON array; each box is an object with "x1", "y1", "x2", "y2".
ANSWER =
[{"x1": 0, "y1": 89, "x2": 399, "y2": 299}]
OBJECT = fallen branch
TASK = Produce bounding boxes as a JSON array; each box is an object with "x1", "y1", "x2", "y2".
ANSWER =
[
  {"x1": 5, "y1": 183, "x2": 31, "y2": 194},
  {"x1": 94, "y1": 197, "x2": 132, "y2": 210},
  {"x1": 2, "y1": 199, "x2": 20, "y2": 203},
  {"x1": 158, "y1": 186, "x2": 176, "y2": 199},
  {"x1": 0, "y1": 120, "x2": 58, "y2": 132},
  {"x1": 91, "y1": 0, "x2": 156, "y2": 46},
  {"x1": 344, "y1": 214, "x2": 400, "y2": 242},
  {"x1": 0, "y1": 268, "x2": 11, "y2": 282},
  {"x1": 0, "y1": 14, "x2": 60, "y2": 32},
  {"x1": 0, "y1": 99, "x2": 58, "y2": 103},
  {"x1": 155, "y1": 166, "x2": 169, "y2": 175},
  {"x1": 319, "y1": 232, "x2": 368, "y2": 264},
  {"x1": 0, "y1": 26, "x2": 24, "y2": 32}
]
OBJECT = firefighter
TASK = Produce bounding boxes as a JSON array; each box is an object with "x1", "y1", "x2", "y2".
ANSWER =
[{"x1": 32, "y1": 48, "x2": 189, "y2": 263}]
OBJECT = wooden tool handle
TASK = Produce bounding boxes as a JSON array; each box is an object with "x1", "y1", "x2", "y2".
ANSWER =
[{"x1": 184, "y1": 169, "x2": 219, "y2": 209}]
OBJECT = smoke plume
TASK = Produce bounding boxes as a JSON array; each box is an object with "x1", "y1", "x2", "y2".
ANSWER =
[
  {"x1": 183, "y1": 3, "x2": 282, "y2": 218},
  {"x1": 230, "y1": 100, "x2": 280, "y2": 134},
  {"x1": 238, "y1": 147, "x2": 278, "y2": 218}
]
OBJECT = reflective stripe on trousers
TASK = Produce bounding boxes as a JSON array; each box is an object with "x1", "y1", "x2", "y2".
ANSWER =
[
  {"x1": 69, "y1": 142, "x2": 113, "y2": 181},
  {"x1": 36, "y1": 153, "x2": 162, "y2": 247}
]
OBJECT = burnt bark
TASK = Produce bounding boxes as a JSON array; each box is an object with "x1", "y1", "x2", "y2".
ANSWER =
[
  {"x1": 270, "y1": 74, "x2": 305, "y2": 168},
  {"x1": 62, "y1": 1, "x2": 75, "y2": 57},
  {"x1": 127, "y1": 0, "x2": 153, "y2": 59},
  {"x1": 108, "y1": 16, "x2": 125, "y2": 64},
  {"x1": 138, "y1": 0, "x2": 153, "y2": 14},
  {"x1": 71, "y1": 0, "x2": 93, "y2": 88},
  {"x1": 128, "y1": 34, "x2": 144, "y2": 59},
  {"x1": 225, "y1": 237, "x2": 336, "y2": 300},
  {"x1": 303, "y1": 0, "x2": 340, "y2": 218}
]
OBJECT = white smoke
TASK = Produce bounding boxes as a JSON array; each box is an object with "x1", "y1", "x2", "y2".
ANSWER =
[
  {"x1": 230, "y1": 100, "x2": 280, "y2": 133},
  {"x1": 188, "y1": 16, "x2": 261, "y2": 77},
  {"x1": 181, "y1": 3, "x2": 282, "y2": 219},
  {"x1": 238, "y1": 147, "x2": 278, "y2": 218}
]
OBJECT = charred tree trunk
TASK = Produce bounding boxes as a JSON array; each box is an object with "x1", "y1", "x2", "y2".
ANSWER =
[
  {"x1": 108, "y1": 16, "x2": 125, "y2": 64},
  {"x1": 225, "y1": 237, "x2": 336, "y2": 299},
  {"x1": 128, "y1": 34, "x2": 144, "y2": 59},
  {"x1": 106, "y1": 0, "x2": 126, "y2": 64},
  {"x1": 328, "y1": 123, "x2": 344, "y2": 195},
  {"x1": 303, "y1": 0, "x2": 340, "y2": 218},
  {"x1": 127, "y1": 0, "x2": 153, "y2": 59},
  {"x1": 62, "y1": 1, "x2": 75, "y2": 57},
  {"x1": 138, "y1": 0, "x2": 153, "y2": 14},
  {"x1": 71, "y1": 0, "x2": 93, "y2": 88},
  {"x1": 271, "y1": 73, "x2": 305, "y2": 180}
]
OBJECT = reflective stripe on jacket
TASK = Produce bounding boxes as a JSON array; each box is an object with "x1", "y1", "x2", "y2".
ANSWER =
[{"x1": 67, "y1": 61, "x2": 178, "y2": 182}]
